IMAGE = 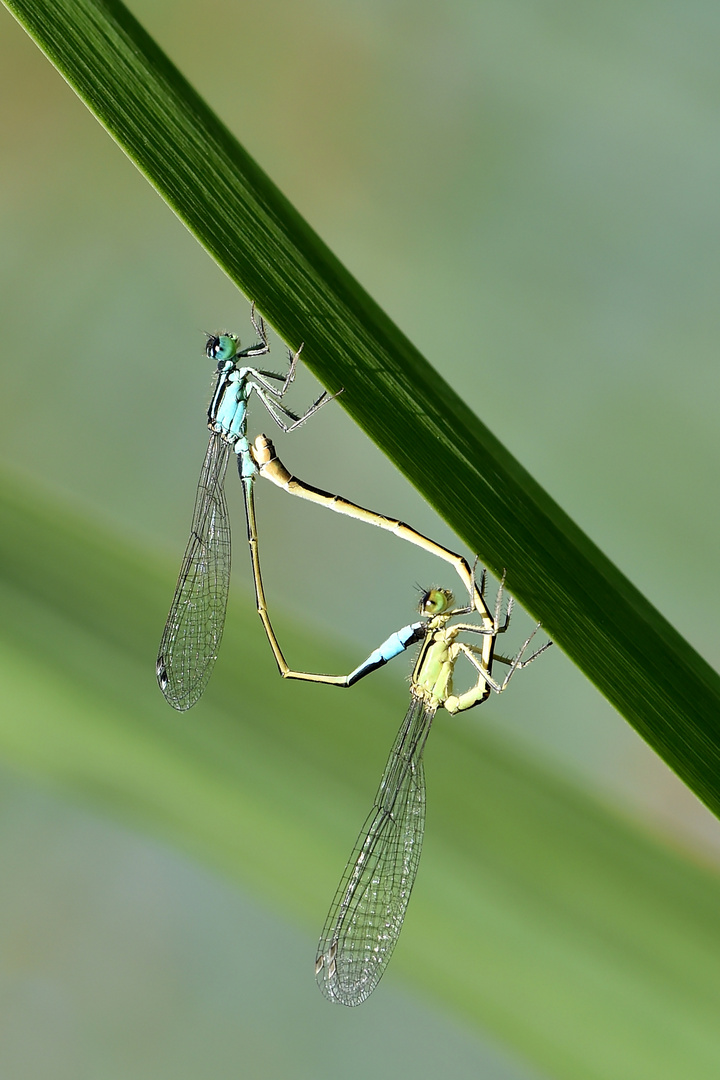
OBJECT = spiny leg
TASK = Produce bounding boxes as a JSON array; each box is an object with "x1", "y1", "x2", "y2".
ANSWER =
[
  {"x1": 255, "y1": 383, "x2": 334, "y2": 432},
  {"x1": 234, "y1": 301, "x2": 271, "y2": 360},
  {"x1": 492, "y1": 626, "x2": 553, "y2": 688},
  {"x1": 494, "y1": 571, "x2": 514, "y2": 635},
  {"x1": 452, "y1": 560, "x2": 484, "y2": 616},
  {"x1": 456, "y1": 621, "x2": 552, "y2": 695},
  {"x1": 253, "y1": 343, "x2": 304, "y2": 396},
  {"x1": 249, "y1": 302, "x2": 268, "y2": 351},
  {"x1": 454, "y1": 559, "x2": 500, "y2": 619},
  {"x1": 279, "y1": 344, "x2": 302, "y2": 396}
]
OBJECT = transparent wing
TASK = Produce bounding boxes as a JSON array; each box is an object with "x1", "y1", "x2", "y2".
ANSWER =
[
  {"x1": 315, "y1": 695, "x2": 436, "y2": 1005},
  {"x1": 156, "y1": 434, "x2": 232, "y2": 710}
]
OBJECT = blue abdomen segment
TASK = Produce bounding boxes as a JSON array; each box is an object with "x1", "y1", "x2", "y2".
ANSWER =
[
  {"x1": 236, "y1": 436, "x2": 255, "y2": 478},
  {"x1": 347, "y1": 622, "x2": 425, "y2": 686}
]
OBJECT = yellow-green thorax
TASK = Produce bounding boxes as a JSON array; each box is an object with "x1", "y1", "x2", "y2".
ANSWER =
[{"x1": 412, "y1": 613, "x2": 495, "y2": 715}]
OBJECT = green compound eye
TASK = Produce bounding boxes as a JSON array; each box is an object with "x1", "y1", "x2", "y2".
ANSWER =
[
  {"x1": 206, "y1": 333, "x2": 239, "y2": 362},
  {"x1": 419, "y1": 587, "x2": 453, "y2": 616}
]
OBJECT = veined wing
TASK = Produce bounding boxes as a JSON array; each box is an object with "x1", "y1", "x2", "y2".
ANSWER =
[
  {"x1": 156, "y1": 434, "x2": 232, "y2": 710},
  {"x1": 315, "y1": 694, "x2": 436, "y2": 1005}
]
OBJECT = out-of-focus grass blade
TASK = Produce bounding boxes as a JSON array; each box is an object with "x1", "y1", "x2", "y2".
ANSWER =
[{"x1": 2, "y1": 469, "x2": 720, "y2": 1079}]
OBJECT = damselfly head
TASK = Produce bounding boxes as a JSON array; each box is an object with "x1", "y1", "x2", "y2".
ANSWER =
[
  {"x1": 418, "y1": 587, "x2": 453, "y2": 617},
  {"x1": 205, "y1": 333, "x2": 239, "y2": 364}
]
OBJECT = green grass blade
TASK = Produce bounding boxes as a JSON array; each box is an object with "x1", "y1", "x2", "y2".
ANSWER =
[
  {"x1": 4, "y1": 0, "x2": 720, "y2": 822},
  {"x1": 2, "y1": 469, "x2": 720, "y2": 1079}
]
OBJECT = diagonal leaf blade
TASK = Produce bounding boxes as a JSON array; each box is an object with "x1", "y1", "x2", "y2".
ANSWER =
[{"x1": 4, "y1": 0, "x2": 720, "y2": 823}]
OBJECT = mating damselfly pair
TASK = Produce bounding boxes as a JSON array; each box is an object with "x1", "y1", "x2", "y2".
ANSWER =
[{"x1": 156, "y1": 306, "x2": 551, "y2": 1006}]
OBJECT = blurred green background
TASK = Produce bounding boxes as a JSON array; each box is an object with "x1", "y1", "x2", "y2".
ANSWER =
[{"x1": 2, "y1": 0, "x2": 720, "y2": 1077}]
